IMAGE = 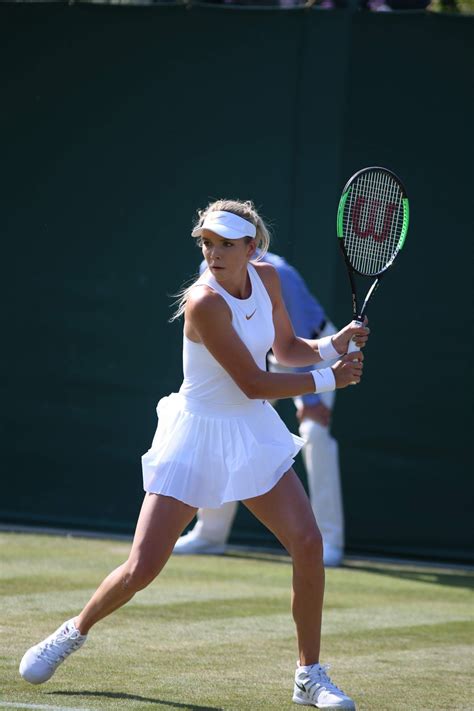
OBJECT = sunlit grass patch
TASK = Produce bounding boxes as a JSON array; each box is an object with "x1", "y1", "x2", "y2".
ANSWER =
[{"x1": 1, "y1": 532, "x2": 473, "y2": 710}]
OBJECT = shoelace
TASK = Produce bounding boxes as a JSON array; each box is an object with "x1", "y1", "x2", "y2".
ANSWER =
[
  {"x1": 302, "y1": 664, "x2": 346, "y2": 697},
  {"x1": 39, "y1": 629, "x2": 83, "y2": 668}
]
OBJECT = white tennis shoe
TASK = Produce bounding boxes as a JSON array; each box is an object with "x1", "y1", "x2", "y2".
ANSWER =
[
  {"x1": 19, "y1": 618, "x2": 87, "y2": 684},
  {"x1": 293, "y1": 662, "x2": 355, "y2": 709},
  {"x1": 173, "y1": 530, "x2": 226, "y2": 555}
]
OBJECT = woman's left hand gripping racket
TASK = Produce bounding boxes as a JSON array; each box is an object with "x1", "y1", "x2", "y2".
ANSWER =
[{"x1": 336, "y1": 166, "x2": 410, "y2": 356}]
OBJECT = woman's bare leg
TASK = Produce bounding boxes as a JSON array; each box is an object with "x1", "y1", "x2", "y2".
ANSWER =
[
  {"x1": 242, "y1": 469, "x2": 324, "y2": 665},
  {"x1": 75, "y1": 493, "x2": 197, "y2": 634}
]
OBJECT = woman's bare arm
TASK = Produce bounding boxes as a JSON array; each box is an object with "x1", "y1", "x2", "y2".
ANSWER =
[
  {"x1": 185, "y1": 284, "x2": 363, "y2": 400},
  {"x1": 255, "y1": 262, "x2": 369, "y2": 366}
]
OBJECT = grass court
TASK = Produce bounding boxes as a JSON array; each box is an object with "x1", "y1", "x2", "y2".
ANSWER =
[{"x1": 1, "y1": 532, "x2": 473, "y2": 711}]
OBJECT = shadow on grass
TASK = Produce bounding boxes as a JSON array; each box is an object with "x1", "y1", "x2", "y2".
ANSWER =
[
  {"x1": 227, "y1": 550, "x2": 474, "y2": 590},
  {"x1": 50, "y1": 690, "x2": 223, "y2": 710},
  {"x1": 345, "y1": 564, "x2": 474, "y2": 591},
  {"x1": 216, "y1": 550, "x2": 474, "y2": 593}
]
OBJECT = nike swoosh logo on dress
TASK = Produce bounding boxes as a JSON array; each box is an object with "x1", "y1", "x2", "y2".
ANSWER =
[{"x1": 245, "y1": 309, "x2": 257, "y2": 320}]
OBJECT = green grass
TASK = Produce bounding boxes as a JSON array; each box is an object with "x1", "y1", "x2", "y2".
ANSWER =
[
  {"x1": 0, "y1": 532, "x2": 473, "y2": 711},
  {"x1": 428, "y1": 0, "x2": 474, "y2": 13}
]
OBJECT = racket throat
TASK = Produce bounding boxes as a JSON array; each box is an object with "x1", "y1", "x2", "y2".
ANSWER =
[{"x1": 358, "y1": 276, "x2": 381, "y2": 320}]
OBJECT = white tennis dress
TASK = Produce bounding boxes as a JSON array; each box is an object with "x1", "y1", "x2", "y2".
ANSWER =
[{"x1": 141, "y1": 262, "x2": 304, "y2": 508}]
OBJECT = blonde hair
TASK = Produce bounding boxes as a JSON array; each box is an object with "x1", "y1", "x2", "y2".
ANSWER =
[{"x1": 170, "y1": 198, "x2": 271, "y2": 321}]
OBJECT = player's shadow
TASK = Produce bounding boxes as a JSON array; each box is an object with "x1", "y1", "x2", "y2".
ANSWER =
[
  {"x1": 50, "y1": 689, "x2": 223, "y2": 710},
  {"x1": 345, "y1": 564, "x2": 474, "y2": 591}
]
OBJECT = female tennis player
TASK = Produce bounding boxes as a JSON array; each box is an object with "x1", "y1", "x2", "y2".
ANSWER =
[{"x1": 20, "y1": 199, "x2": 368, "y2": 709}]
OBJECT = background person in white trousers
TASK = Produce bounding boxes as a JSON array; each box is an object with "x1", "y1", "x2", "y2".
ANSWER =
[{"x1": 174, "y1": 252, "x2": 344, "y2": 567}]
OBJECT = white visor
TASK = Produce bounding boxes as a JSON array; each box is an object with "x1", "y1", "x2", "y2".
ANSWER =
[{"x1": 191, "y1": 210, "x2": 256, "y2": 240}]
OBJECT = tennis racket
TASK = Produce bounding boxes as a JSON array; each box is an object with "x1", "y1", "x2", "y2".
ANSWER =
[{"x1": 336, "y1": 166, "x2": 410, "y2": 354}]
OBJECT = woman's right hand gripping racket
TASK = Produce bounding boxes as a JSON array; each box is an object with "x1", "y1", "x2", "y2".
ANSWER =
[{"x1": 337, "y1": 166, "x2": 410, "y2": 367}]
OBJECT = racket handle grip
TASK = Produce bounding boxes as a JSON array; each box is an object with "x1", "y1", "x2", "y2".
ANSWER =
[
  {"x1": 347, "y1": 320, "x2": 362, "y2": 384},
  {"x1": 347, "y1": 339, "x2": 360, "y2": 354},
  {"x1": 347, "y1": 319, "x2": 363, "y2": 354}
]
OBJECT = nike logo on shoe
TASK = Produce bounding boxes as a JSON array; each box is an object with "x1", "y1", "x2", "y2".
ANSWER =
[
  {"x1": 295, "y1": 681, "x2": 306, "y2": 692},
  {"x1": 245, "y1": 309, "x2": 257, "y2": 320}
]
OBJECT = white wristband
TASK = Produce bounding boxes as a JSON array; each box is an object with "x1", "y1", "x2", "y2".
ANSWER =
[
  {"x1": 318, "y1": 335, "x2": 340, "y2": 361},
  {"x1": 310, "y1": 367, "x2": 336, "y2": 393}
]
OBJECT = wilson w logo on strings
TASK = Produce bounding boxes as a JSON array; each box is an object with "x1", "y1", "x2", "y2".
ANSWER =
[{"x1": 351, "y1": 197, "x2": 396, "y2": 242}]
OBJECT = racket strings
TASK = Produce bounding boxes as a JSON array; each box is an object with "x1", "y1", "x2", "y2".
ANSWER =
[
  {"x1": 343, "y1": 170, "x2": 404, "y2": 275},
  {"x1": 352, "y1": 171, "x2": 401, "y2": 273}
]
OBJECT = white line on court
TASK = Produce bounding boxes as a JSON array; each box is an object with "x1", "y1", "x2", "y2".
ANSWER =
[{"x1": 0, "y1": 702, "x2": 94, "y2": 711}]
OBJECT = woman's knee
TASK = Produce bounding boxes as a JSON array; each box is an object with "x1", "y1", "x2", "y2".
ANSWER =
[
  {"x1": 121, "y1": 556, "x2": 162, "y2": 593},
  {"x1": 291, "y1": 527, "x2": 324, "y2": 566}
]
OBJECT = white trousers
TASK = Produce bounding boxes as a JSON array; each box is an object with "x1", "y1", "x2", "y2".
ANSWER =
[
  {"x1": 191, "y1": 322, "x2": 345, "y2": 549},
  {"x1": 298, "y1": 390, "x2": 344, "y2": 550}
]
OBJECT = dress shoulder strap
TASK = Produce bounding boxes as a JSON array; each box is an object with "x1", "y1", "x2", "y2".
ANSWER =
[
  {"x1": 247, "y1": 262, "x2": 273, "y2": 312},
  {"x1": 196, "y1": 268, "x2": 234, "y2": 306}
]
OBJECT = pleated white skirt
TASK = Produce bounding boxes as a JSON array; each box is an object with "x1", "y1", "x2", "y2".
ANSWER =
[{"x1": 141, "y1": 393, "x2": 304, "y2": 508}]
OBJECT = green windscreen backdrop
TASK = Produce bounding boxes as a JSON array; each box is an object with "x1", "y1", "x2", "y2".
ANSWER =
[{"x1": 1, "y1": 5, "x2": 472, "y2": 561}]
